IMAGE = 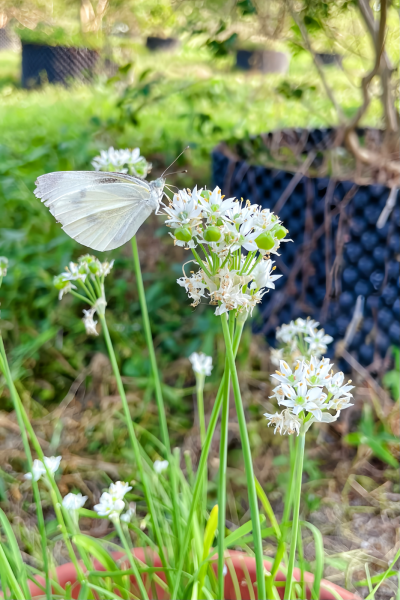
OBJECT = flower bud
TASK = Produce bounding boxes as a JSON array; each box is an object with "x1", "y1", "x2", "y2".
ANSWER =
[
  {"x1": 203, "y1": 226, "x2": 221, "y2": 242},
  {"x1": 0, "y1": 256, "x2": 8, "y2": 277},
  {"x1": 53, "y1": 275, "x2": 69, "y2": 290},
  {"x1": 272, "y1": 225, "x2": 288, "y2": 240},
  {"x1": 255, "y1": 232, "x2": 275, "y2": 251},
  {"x1": 174, "y1": 227, "x2": 192, "y2": 242}
]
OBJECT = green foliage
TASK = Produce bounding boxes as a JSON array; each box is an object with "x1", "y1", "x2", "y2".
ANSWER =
[
  {"x1": 15, "y1": 24, "x2": 103, "y2": 49},
  {"x1": 382, "y1": 346, "x2": 400, "y2": 401},
  {"x1": 345, "y1": 404, "x2": 399, "y2": 468}
]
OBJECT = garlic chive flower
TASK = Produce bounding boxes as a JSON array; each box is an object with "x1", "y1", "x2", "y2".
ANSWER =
[
  {"x1": 92, "y1": 147, "x2": 151, "y2": 178},
  {"x1": 165, "y1": 185, "x2": 289, "y2": 316},
  {"x1": 266, "y1": 322, "x2": 354, "y2": 435},
  {"x1": 24, "y1": 456, "x2": 62, "y2": 482},
  {"x1": 275, "y1": 317, "x2": 334, "y2": 360},
  {"x1": 271, "y1": 360, "x2": 306, "y2": 386},
  {"x1": 0, "y1": 256, "x2": 8, "y2": 277},
  {"x1": 264, "y1": 409, "x2": 302, "y2": 436},
  {"x1": 94, "y1": 480, "x2": 132, "y2": 520},
  {"x1": 304, "y1": 327, "x2": 334, "y2": 356},
  {"x1": 54, "y1": 255, "x2": 114, "y2": 333},
  {"x1": 189, "y1": 352, "x2": 213, "y2": 377},
  {"x1": 82, "y1": 307, "x2": 98, "y2": 336},
  {"x1": 154, "y1": 459, "x2": 169, "y2": 474},
  {"x1": 121, "y1": 503, "x2": 136, "y2": 523},
  {"x1": 108, "y1": 481, "x2": 132, "y2": 499},
  {"x1": 62, "y1": 492, "x2": 88, "y2": 511}
]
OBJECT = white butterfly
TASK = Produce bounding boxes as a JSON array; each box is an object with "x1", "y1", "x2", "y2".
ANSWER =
[{"x1": 34, "y1": 171, "x2": 165, "y2": 252}]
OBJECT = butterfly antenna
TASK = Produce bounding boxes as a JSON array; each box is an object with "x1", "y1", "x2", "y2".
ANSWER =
[
  {"x1": 162, "y1": 146, "x2": 190, "y2": 177},
  {"x1": 165, "y1": 169, "x2": 187, "y2": 177}
]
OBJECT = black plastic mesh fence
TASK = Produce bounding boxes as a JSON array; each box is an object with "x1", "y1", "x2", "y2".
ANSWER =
[
  {"x1": 212, "y1": 130, "x2": 400, "y2": 371},
  {"x1": 22, "y1": 43, "x2": 99, "y2": 88}
]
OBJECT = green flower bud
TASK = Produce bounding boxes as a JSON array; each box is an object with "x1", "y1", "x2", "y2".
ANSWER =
[
  {"x1": 200, "y1": 190, "x2": 211, "y2": 200},
  {"x1": 255, "y1": 232, "x2": 275, "y2": 251},
  {"x1": 53, "y1": 274, "x2": 69, "y2": 290},
  {"x1": 175, "y1": 227, "x2": 192, "y2": 242},
  {"x1": 216, "y1": 218, "x2": 224, "y2": 226},
  {"x1": 272, "y1": 225, "x2": 288, "y2": 240},
  {"x1": 203, "y1": 226, "x2": 221, "y2": 242}
]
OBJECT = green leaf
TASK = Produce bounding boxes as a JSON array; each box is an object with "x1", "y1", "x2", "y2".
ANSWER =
[
  {"x1": 224, "y1": 514, "x2": 266, "y2": 549},
  {"x1": 0, "y1": 508, "x2": 30, "y2": 598},
  {"x1": 73, "y1": 534, "x2": 118, "y2": 573}
]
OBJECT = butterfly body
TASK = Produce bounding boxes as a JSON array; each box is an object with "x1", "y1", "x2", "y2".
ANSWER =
[{"x1": 34, "y1": 171, "x2": 165, "y2": 252}]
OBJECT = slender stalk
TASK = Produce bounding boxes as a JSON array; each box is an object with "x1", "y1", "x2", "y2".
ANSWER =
[
  {"x1": 0, "y1": 341, "x2": 50, "y2": 599},
  {"x1": 114, "y1": 519, "x2": 149, "y2": 600},
  {"x1": 284, "y1": 433, "x2": 305, "y2": 600},
  {"x1": 270, "y1": 435, "x2": 297, "y2": 581},
  {"x1": 0, "y1": 543, "x2": 25, "y2": 600},
  {"x1": 131, "y1": 237, "x2": 181, "y2": 551},
  {"x1": 196, "y1": 374, "x2": 206, "y2": 444},
  {"x1": 195, "y1": 372, "x2": 207, "y2": 525},
  {"x1": 98, "y1": 314, "x2": 173, "y2": 590},
  {"x1": 0, "y1": 343, "x2": 88, "y2": 579},
  {"x1": 217, "y1": 313, "x2": 234, "y2": 599},
  {"x1": 220, "y1": 314, "x2": 266, "y2": 600},
  {"x1": 172, "y1": 321, "x2": 245, "y2": 600},
  {"x1": 191, "y1": 248, "x2": 213, "y2": 279}
]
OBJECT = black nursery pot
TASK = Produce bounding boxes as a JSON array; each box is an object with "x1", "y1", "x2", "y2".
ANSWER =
[
  {"x1": 316, "y1": 53, "x2": 343, "y2": 67},
  {"x1": 212, "y1": 129, "x2": 400, "y2": 370},
  {"x1": 146, "y1": 36, "x2": 179, "y2": 52},
  {"x1": 21, "y1": 42, "x2": 98, "y2": 88},
  {"x1": 236, "y1": 49, "x2": 289, "y2": 73}
]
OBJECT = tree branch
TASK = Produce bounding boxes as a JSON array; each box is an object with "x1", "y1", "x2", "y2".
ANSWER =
[{"x1": 285, "y1": 0, "x2": 345, "y2": 124}]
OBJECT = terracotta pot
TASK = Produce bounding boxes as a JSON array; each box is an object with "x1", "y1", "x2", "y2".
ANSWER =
[{"x1": 28, "y1": 548, "x2": 360, "y2": 599}]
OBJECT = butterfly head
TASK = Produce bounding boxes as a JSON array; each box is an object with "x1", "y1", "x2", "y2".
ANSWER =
[{"x1": 152, "y1": 177, "x2": 165, "y2": 190}]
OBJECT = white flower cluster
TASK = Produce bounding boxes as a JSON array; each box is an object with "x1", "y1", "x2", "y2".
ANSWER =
[
  {"x1": 166, "y1": 186, "x2": 288, "y2": 316},
  {"x1": 189, "y1": 352, "x2": 213, "y2": 376},
  {"x1": 154, "y1": 459, "x2": 169, "y2": 474},
  {"x1": 62, "y1": 492, "x2": 88, "y2": 511},
  {"x1": 0, "y1": 256, "x2": 8, "y2": 277},
  {"x1": 265, "y1": 357, "x2": 354, "y2": 435},
  {"x1": 94, "y1": 481, "x2": 133, "y2": 521},
  {"x1": 24, "y1": 456, "x2": 62, "y2": 482},
  {"x1": 54, "y1": 255, "x2": 114, "y2": 335},
  {"x1": 276, "y1": 317, "x2": 333, "y2": 358},
  {"x1": 92, "y1": 147, "x2": 151, "y2": 179}
]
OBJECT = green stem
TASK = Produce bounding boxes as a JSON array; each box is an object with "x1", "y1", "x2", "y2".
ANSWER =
[
  {"x1": 0, "y1": 542, "x2": 25, "y2": 600},
  {"x1": 131, "y1": 237, "x2": 181, "y2": 552},
  {"x1": 70, "y1": 291, "x2": 92, "y2": 305},
  {"x1": 172, "y1": 321, "x2": 245, "y2": 600},
  {"x1": 217, "y1": 313, "x2": 234, "y2": 599},
  {"x1": 270, "y1": 435, "x2": 297, "y2": 580},
  {"x1": 0, "y1": 342, "x2": 50, "y2": 599},
  {"x1": 220, "y1": 314, "x2": 266, "y2": 600},
  {"x1": 191, "y1": 248, "x2": 213, "y2": 279},
  {"x1": 284, "y1": 433, "x2": 305, "y2": 600},
  {"x1": 195, "y1": 372, "x2": 207, "y2": 524},
  {"x1": 0, "y1": 338, "x2": 91, "y2": 585},
  {"x1": 98, "y1": 314, "x2": 173, "y2": 591},
  {"x1": 196, "y1": 374, "x2": 206, "y2": 445},
  {"x1": 114, "y1": 519, "x2": 149, "y2": 600}
]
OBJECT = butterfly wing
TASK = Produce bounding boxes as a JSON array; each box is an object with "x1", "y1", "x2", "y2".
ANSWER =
[{"x1": 34, "y1": 171, "x2": 155, "y2": 252}]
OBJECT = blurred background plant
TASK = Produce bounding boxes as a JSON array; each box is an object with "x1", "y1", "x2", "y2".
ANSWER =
[{"x1": 0, "y1": 0, "x2": 399, "y2": 597}]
